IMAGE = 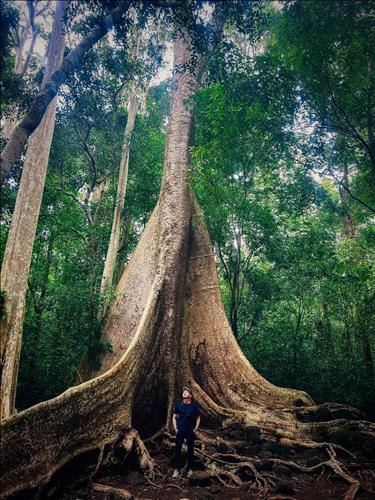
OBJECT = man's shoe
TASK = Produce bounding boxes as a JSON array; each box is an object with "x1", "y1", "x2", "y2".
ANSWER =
[
  {"x1": 172, "y1": 469, "x2": 179, "y2": 479},
  {"x1": 187, "y1": 469, "x2": 193, "y2": 478}
]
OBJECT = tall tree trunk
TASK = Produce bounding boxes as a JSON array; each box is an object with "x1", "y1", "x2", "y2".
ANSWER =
[
  {"x1": 366, "y1": 54, "x2": 375, "y2": 186},
  {"x1": 338, "y1": 165, "x2": 356, "y2": 237},
  {"x1": 100, "y1": 29, "x2": 141, "y2": 309},
  {"x1": 292, "y1": 297, "x2": 304, "y2": 388},
  {"x1": 0, "y1": 0, "x2": 131, "y2": 184},
  {"x1": 0, "y1": 30, "x2": 373, "y2": 498},
  {"x1": 0, "y1": 1, "x2": 67, "y2": 420},
  {"x1": 362, "y1": 333, "x2": 374, "y2": 385},
  {"x1": 99, "y1": 91, "x2": 138, "y2": 310}
]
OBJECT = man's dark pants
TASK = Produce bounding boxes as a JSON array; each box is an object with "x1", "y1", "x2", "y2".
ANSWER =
[{"x1": 172, "y1": 429, "x2": 194, "y2": 469}]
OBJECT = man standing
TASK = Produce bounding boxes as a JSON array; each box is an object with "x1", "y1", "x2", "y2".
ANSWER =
[{"x1": 172, "y1": 386, "x2": 201, "y2": 479}]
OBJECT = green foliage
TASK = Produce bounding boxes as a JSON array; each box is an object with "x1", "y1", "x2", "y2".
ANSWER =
[
  {"x1": 0, "y1": 0, "x2": 23, "y2": 114},
  {"x1": 274, "y1": 0, "x2": 375, "y2": 191}
]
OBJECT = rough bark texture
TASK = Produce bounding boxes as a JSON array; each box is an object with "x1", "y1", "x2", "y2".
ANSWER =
[
  {"x1": 0, "y1": 1, "x2": 67, "y2": 420},
  {"x1": 99, "y1": 31, "x2": 142, "y2": 308},
  {"x1": 0, "y1": 0, "x2": 130, "y2": 184},
  {"x1": 99, "y1": 91, "x2": 138, "y2": 307},
  {"x1": 0, "y1": 31, "x2": 374, "y2": 499}
]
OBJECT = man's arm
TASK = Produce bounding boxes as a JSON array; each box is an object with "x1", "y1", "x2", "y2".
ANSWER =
[
  {"x1": 173, "y1": 413, "x2": 178, "y2": 433},
  {"x1": 194, "y1": 415, "x2": 201, "y2": 433}
]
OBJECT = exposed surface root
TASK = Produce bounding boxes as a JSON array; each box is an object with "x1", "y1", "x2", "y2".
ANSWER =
[
  {"x1": 54, "y1": 427, "x2": 374, "y2": 500},
  {"x1": 101, "y1": 427, "x2": 161, "y2": 483},
  {"x1": 89, "y1": 445, "x2": 105, "y2": 479},
  {"x1": 91, "y1": 482, "x2": 133, "y2": 499},
  {"x1": 159, "y1": 428, "x2": 375, "y2": 500}
]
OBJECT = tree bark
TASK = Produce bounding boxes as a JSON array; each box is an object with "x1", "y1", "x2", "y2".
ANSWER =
[
  {"x1": 0, "y1": 0, "x2": 131, "y2": 184},
  {"x1": 99, "y1": 90, "x2": 138, "y2": 309},
  {"x1": 99, "y1": 29, "x2": 146, "y2": 312},
  {"x1": 0, "y1": 29, "x2": 374, "y2": 498},
  {"x1": 0, "y1": 1, "x2": 67, "y2": 420}
]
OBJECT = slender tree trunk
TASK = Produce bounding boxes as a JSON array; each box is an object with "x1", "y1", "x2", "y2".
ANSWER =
[
  {"x1": 321, "y1": 301, "x2": 333, "y2": 352},
  {"x1": 366, "y1": 54, "x2": 375, "y2": 186},
  {"x1": 292, "y1": 297, "x2": 304, "y2": 388},
  {"x1": 338, "y1": 166, "x2": 356, "y2": 237},
  {"x1": 99, "y1": 91, "x2": 138, "y2": 310},
  {"x1": 230, "y1": 234, "x2": 242, "y2": 339},
  {"x1": 100, "y1": 29, "x2": 142, "y2": 309},
  {"x1": 0, "y1": 1, "x2": 67, "y2": 420},
  {"x1": 0, "y1": 0, "x2": 131, "y2": 184},
  {"x1": 359, "y1": 297, "x2": 374, "y2": 386},
  {"x1": 362, "y1": 333, "x2": 374, "y2": 385},
  {"x1": 114, "y1": 217, "x2": 132, "y2": 284}
]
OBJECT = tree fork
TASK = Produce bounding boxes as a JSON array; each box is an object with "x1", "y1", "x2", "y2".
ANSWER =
[{"x1": 0, "y1": 0, "x2": 131, "y2": 184}]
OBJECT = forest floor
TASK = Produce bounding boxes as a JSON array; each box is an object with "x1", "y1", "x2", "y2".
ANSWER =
[
  {"x1": 51, "y1": 427, "x2": 375, "y2": 500},
  {"x1": 61, "y1": 470, "x2": 375, "y2": 500}
]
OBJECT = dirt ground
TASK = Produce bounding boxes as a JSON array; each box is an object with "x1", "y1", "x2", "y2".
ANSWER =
[
  {"x1": 65, "y1": 475, "x2": 374, "y2": 500},
  {"x1": 51, "y1": 427, "x2": 375, "y2": 500}
]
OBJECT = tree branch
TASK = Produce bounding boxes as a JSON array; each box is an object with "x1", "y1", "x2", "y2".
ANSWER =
[
  {"x1": 1, "y1": 0, "x2": 131, "y2": 184},
  {"x1": 324, "y1": 167, "x2": 375, "y2": 214},
  {"x1": 55, "y1": 187, "x2": 94, "y2": 226}
]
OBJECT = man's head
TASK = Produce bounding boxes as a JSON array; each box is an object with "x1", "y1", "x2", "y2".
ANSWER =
[{"x1": 182, "y1": 386, "x2": 192, "y2": 400}]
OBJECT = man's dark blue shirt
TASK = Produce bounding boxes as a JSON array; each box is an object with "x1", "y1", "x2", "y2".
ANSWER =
[{"x1": 174, "y1": 401, "x2": 200, "y2": 432}]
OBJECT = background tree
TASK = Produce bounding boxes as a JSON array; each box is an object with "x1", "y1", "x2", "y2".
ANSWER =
[
  {"x1": 2, "y1": 0, "x2": 53, "y2": 140},
  {"x1": 0, "y1": 0, "x2": 132, "y2": 183},
  {"x1": 0, "y1": 0, "x2": 67, "y2": 419}
]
